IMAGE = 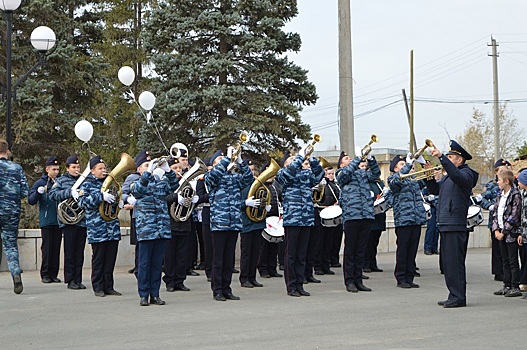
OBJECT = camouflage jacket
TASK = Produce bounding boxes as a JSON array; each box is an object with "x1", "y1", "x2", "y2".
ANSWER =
[
  {"x1": 205, "y1": 157, "x2": 253, "y2": 232},
  {"x1": 28, "y1": 174, "x2": 59, "y2": 228},
  {"x1": 0, "y1": 158, "x2": 28, "y2": 216},
  {"x1": 78, "y1": 174, "x2": 120, "y2": 244},
  {"x1": 388, "y1": 163, "x2": 427, "y2": 227},
  {"x1": 521, "y1": 189, "x2": 527, "y2": 238},
  {"x1": 491, "y1": 185, "x2": 522, "y2": 242},
  {"x1": 122, "y1": 172, "x2": 140, "y2": 219},
  {"x1": 49, "y1": 172, "x2": 87, "y2": 228},
  {"x1": 369, "y1": 178, "x2": 388, "y2": 232},
  {"x1": 276, "y1": 155, "x2": 325, "y2": 227},
  {"x1": 337, "y1": 157, "x2": 380, "y2": 222},
  {"x1": 131, "y1": 170, "x2": 179, "y2": 241},
  {"x1": 480, "y1": 179, "x2": 499, "y2": 228}
]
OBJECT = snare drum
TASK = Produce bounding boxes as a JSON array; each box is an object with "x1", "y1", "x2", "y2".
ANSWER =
[
  {"x1": 466, "y1": 205, "x2": 484, "y2": 229},
  {"x1": 319, "y1": 205, "x2": 343, "y2": 227},
  {"x1": 262, "y1": 216, "x2": 284, "y2": 243},
  {"x1": 423, "y1": 203, "x2": 431, "y2": 221},
  {"x1": 374, "y1": 197, "x2": 392, "y2": 215}
]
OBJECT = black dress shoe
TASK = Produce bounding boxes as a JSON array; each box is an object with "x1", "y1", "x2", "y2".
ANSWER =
[
  {"x1": 331, "y1": 263, "x2": 342, "y2": 268},
  {"x1": 213, "y1": 293, "x2": 226, "y2": 301},
  {"x1": 241, "y1": 281, "x2": 254, "y2": 288},
  {"x1": 77, "y1": 282, "x2": 86, "y2": 289},
  {"x1": 346, "y1": 284, "x2": 358, "y2": 293},
  {"x1": 224, "y1": 293, "x2": 240, "y2": 300},
  {"x1": 355, "y1": 283, "x2": 372, "y2": 292},
  {"x1": 67, "y1": 281, "x2": 80, "y2": 290},
  {"x1": 424, "y1": 250, "x2": 433, "y2": 255},
  {"x1": 128, "y1": 267, "x2": 136, "y2": 274},
  {"x1": 437, "y1": 300, "x2": 449, "y2": 306},
  {"x1": 279, "y1": 264, "x2": 284, "y2": 270},
  {"x1": 250, "y1": 280, "x2": 263, "y2": 287},
  {"x1": 306, "y1": 276, "x2": 321, "y2": 283},
  {"x1": 371, "y1": 267, "x2": 383, "y2": 272},
  {"x1": 166, "y1": 286, "x2": 176, "y2": 292},
  {"x1": 187, "y1": 269, "x2": 200, "y2": 276},
  {"x1": 288, "y1": 290, "x2": 301, "y2": 297},
  {"x1": 150, "y1": 296, "x2": 165, "y2": 305},
  {"x1": 323, "y1": 270, "x2": 335, "y2": 275},
  {"x1": 397, "y1": 282, "x2": 411, "y2": 288},
  {"x1": 195, "y1": 263, "x2": 205, "y2": 270},
  {"x1": 363, "y1": 268, "x2": 372, "y2": 273},
  {"x1": 105, "y1": 289, "x2": 122, "y2": 296},
  {"x1": 41, "y1": 277, "x2": 52, "y2": 283},
  {"x1": 175, "y1": 284, "x2": 190, "y2": 291},
  {"x1": 13, "y1": 274, "x2": 23, "y2": 294},
  {"x1": 443, "y1": 301, "x2": 466, "y2": 308},
  {"x1": 261, "y1": 273, "x2": 271, "y2": 278},
  {"x1": 314, "y1": 270, "x2": 325, "y2": 275},
  {"x1": 270, "y1": 272, "x2": 283, "y2": 278},
  {"x1": 361, "y1": 274, "x2": 369, "y2": 280},
  {"x1": 414, "y1": 271, "x2": 421, "y2": 277},
  {"x1": 232, "y1": 268, "x2": 239, "y2": 274},
  {"x1": 207, "y1": 277, "x2": 212, "y2": 282},
  {"x1": 94, "y1": 291, "x2": 105, "y2": 297},
  {"x1": 409, "y1": 282, "x2": 420, "y2": 288},
  {"x1": 140, "y1": 297, "x2": 149, "y2": 306},
  {"x1": 51, "y1": 277, "x2": 62, "y2": 283},
  {"x1": 298, "y1": 289, "x2": 311, "y2": 296}
]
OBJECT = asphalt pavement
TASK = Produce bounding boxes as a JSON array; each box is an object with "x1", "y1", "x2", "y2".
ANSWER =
[{"x1": 1, "y1": 248, "x2": 525, "y2": 349}]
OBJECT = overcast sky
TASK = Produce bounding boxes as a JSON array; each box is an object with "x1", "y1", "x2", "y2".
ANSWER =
[{"x1": 285, "y1": 0, "x2": 527, "y2": 153}]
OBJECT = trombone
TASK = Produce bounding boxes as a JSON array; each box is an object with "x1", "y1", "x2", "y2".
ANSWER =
[{"x1": 400, "y1": 165, "x2": 443, "y2": 181}]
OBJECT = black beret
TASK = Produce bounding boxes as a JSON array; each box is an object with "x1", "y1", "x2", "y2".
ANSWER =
[
  {"x1": 179, "y1": 148, "x2": 188, "y2": 158},
  {"x1": 493, "y1": 158, "x2": 511, "y2": 169},
  {"x1": 280, "y1": 150, "x2": 291, "y2": 167},
  {"x1": 210, "y1": 149, "x2": 223, "y2": 164},
  {"x1": 89, "y1": 155, "x2": 104, "y2": 169},
  {"x1": 65, "y1": 155, "x2": 79, "y2": 166},
  {"x1": 167, "y1": 158, "x2": 178, "y2": 167},
  {"x1": 337, "y1": 151, "x2": 347, "y2": 168},
  {"x1": 45, "y1": 156, "x2": 59, "y2": 167},
  {"x1": 134, "y1": 150, "x2": 151, "y2": 168},
  {"x1": 446, "y1": 140, "x2": 472, "y2": 160},
  {"x1": 390, "y1": 155, "x2": 405, "y2": 172},
  {"x1": 203, "y1": 157, "x2": 212, "y2": 167}
]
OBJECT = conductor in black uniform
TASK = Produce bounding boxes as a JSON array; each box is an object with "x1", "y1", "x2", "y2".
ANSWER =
[{"x1": 426, "y1": 140, "x2": 478, "y2": 308}]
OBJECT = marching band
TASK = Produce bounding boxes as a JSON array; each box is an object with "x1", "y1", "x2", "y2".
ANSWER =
[{"x1": 4, "y1": 134, "x2": 527, "y2": 310}]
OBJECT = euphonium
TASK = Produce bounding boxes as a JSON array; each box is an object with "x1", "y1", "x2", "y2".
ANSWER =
[
  {"x1": 246, "y1": 158, "x2": 280, "y2": 222},
  {"x1": 312, "y1": 156, "x2": 331, "y2": 203},
  {"x1": 361, "y1": 134, "x2": 379, "y2": 161},
  {"x1": 227, "y1": 131, "x2": 249, "y2": 171},
  {"x1": 304, "y1": 134, "x2": 321, "y2": 160},
  {"x1": 411, "y1": 139, "x2": 435, "y2": 160},
  {"x1": 170, "y1": 157, "x2": 208, "y2": 222},
  {"x1": 99, "y1": 153, "x2": 137, "y2": 221},
  {"x1": 57, "y1": 163, "x2": 91, "y2": 225}
]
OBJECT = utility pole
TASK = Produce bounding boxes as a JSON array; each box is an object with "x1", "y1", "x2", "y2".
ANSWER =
[
  {"x1": 409, "y1": 50, "x2": 415, "y2": 153},
  {"x1": 338, "y1": 0, "x2": 354, "y2": 154},
  {"x1": 488, "y1": 37, "x2": 500, "y2": 162}
]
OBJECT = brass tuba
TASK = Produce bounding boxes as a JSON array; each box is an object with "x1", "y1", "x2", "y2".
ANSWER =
[
  {"x1": 312, "y1": 156, "x2": 331, "y2": 203},
  {"x1": 246, "y1": 158, "x2": 280, "y2": 222},
  {"x1": 57, "y1": 163, "x2": 91, "y2": 225},
  {"x1": 99, "y1": 153, "x2": 137, "y2": 221},
  {"x1": 169, "y1": 157, "x2": 208, "y2": 222},
  {"x1": 361, "y1": 134, "x2": 379, "y2": 161}
]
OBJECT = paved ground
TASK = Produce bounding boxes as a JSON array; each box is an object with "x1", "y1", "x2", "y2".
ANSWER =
[{"x1": 1, "y1": 248, "x2": 525, "y2": 349}]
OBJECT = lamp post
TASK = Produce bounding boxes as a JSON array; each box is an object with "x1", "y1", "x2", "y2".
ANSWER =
[{"x1": 1, "y1": 0, "x2": 56, "y2": 150}]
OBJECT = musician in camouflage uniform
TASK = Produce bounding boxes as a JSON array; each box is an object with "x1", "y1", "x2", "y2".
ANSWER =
[
  {"x1": 388, "y1": 154, "x2": 427, "y2": 288},
  {"x1": 28, "y1": 156, "x2": 62, "y2": 284},
  {"x1": 276, "y1": 150, "x2": 324, "y2": 297},
  {"x1": 78, "y1": 156, "x2": 122, "y2": 297},
  {"x1": 205, "y1": 149, "x2": 253, "y2": 301},
  {"x1": 0, "y1": 139, "x2": 28, "y2": 294},
  {"x1": 131, "y1": 156, "x2": 179, "y2": 306},
  {"x1": 49, "y1": 155, "x2": 88, "y2": 290},
  {"x1": 337, "y1": 151, "x2": 380, "y2": 293}
]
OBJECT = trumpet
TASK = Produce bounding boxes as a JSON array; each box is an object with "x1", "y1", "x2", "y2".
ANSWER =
[
  {"x1": 227, "y1": 132, "x2": 249, "y2": 171},
  {"x1": 361, "y1": 134, "x2": 379, "y2": 161},
  {"x1": 411, "y1": 139, "x2": 435, "y2": 160},
  {"x1": 304, "y1": 134, "x2": 321, "y2": 160},
  {"x1": 151, "y1": 143, "x2": 186, "y2": 167},
  {"x1": 400, "y1": 165, "x2": 443, "y2": 181}
]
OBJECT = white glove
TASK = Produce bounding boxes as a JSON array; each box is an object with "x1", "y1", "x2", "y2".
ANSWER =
[
  {"x1": 37, "y1": 186, "x2": 46, "y2": 194},
  {"x1": 147, "y1": 161, "x2": 157, "y2": 174},
  {"x1": 102, "y1": 192, "x2": 115, "y2": 203},
  {"x1": 370, "y1": 191, "x2": 375, "y2": 198},
  {"x1": 298, "y1": 146, "x2": 307, "y2": 158},
  {"x1": 428, "y1": 194, "x2": 436, "y2": 201},
  {"x1": 354, "y1": 146, "x2": 362, "y2": 158},
  {"x1": 237, "y1": 152, "x2": 243, "y2": 164},
  {"x1": 320, "y1": 178, "x2": 327, "y2": 186},
  {"x1": 265, "y1": 204, "x2": 272, "y2": 212},
  {"x1": 416, "y1": 155, "x2": 426, "y2": 165},
  {"x1": 475, "y1": 194, "x2": 483, "y2": 202},
  {"x1": 118, "y1": 200, "x2": 124, "y2": 209},
  {"x1": 406, "y1": 152, "x2": 413, "y2": 165},
  {"x1": 159, "y1": 161, "x2": 170, "y2": 173},
  {"x1": 71, "y1": 188, "x2": 79, "y2": 200},
  {"x1": 178, "y1": 194, "x2": 186, "y2": 205},
  {"x1": 382, "y1": 187, "x2": 390, "y2": 195},
  {"x1": 127, "y1": 195, "x2": 136, "y2": 206},
  {"x1": 191, "y1": 195, "x2": 199, "y2": 204},
  {"x1": 227, "y1": 146, "x2": 234, "y2": 159},
  {"x1": 153, "y1": 168, "x2": 165, "y2": 180},
  {"x1": 245, "y1": 196, "x2": 261, "y2": 208},
  {"x1": 489, "y1": 205, "x2": 495, "y2": 212}
]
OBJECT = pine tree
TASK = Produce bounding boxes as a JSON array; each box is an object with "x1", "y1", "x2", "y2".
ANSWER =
[{"x1": 141, "y1": 0, "x2": 317, "y2": 161}]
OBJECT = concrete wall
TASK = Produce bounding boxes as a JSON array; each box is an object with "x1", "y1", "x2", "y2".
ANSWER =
[{"x1": 0, "y1": 212, "x2": 492, "y2": 273}]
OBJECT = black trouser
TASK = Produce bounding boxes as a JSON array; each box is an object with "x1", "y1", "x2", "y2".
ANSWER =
[
  {"x1": 258, "y1": 235, "x2": 279, "y2": 276},
  {"x1": 343, "y1": 220, "x2": 371, "y2": 286},
  {"x1": 313, "y1": 223, "x2": 334, "y2": 273},
  {"x1": 305, "y1": 224, "x2": 321, "y2": 278},
  {"x1": 491, "y1": 228, "x2": 503, "y2": 277},
  {"x1": 284, "y1": 226, "x2": 311, "y2": 293},
  {"x1": 240, "y1": 229, "x2": 262, "y2": 284},
  {"x1": 202, "y1": 222, "x2": 213, "y2": 278},
  {"x1": 188, "y1": 221, "x2": 198, "y2": 270},
  {"x1": 63, "y1": 225, "x2": 86, "y2": 284},
  {"x1": 394, "y1": 225, "x2": 421, "y2": 284},
  {"x1": 331, "y1": 226, "x2": 344, "y2": 265},
  {"x1": 278, "y1": 240, "x2": 285, "y2": 266},
  {"x1": 499, "y1": 239, "x2": 520, "y2": 289},
  {"x1": 91, "y1": 240, "x2": 119, "y2": 293},
  {"x1": 365, "y1": 230, "x2": 383, "y2": 270},
  {"x1": 40, "y1": 226, "x2": 62, "y2": 279},
  {"x1": 163, "y1": 232, "x2": 190, "y2": 288},
  {"x1": 196, "y1": 221, "x2": 205, "y2": 265},
  {"x1": 211, "y1": 230, "x2": 238, "y2": 295},
  {"x1": 519, "y1": 243, "x2": 527, "y2": 285},
  {"x1": 440, "y1": 230, "x2": 469, "y2": 304}
]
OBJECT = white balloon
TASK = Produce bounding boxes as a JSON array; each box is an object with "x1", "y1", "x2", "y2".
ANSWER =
[
  {"x1": 139, "y1": 91, "x2": 156, "y2": 110},
  {"x1": 118, "y1": 66, "x2": 135, "y2": 86},
  {"x1": 74, "y1": 120, "x2": 93, "y2": 143}
]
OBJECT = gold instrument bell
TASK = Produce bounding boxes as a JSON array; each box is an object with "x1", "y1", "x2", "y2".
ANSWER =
[
  {"x1": 361, "y1": 134, "x2": 379, "y2": 161},
  {"x1": 246, "y1": 159, "x2": 280, "y2": 222}
]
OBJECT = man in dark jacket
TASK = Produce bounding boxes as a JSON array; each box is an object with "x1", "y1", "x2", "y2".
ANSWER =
[
  {"x1": 28, "y1": 156, "x2": 62, "y2": 284},
  {"x1": 426, "y1": 140, "x2": 479, "y2": 308}
]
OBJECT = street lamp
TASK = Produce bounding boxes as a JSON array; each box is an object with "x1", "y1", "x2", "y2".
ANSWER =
[{"x1": 1, "y1": 0, "x2": 56, "y2": 150}]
